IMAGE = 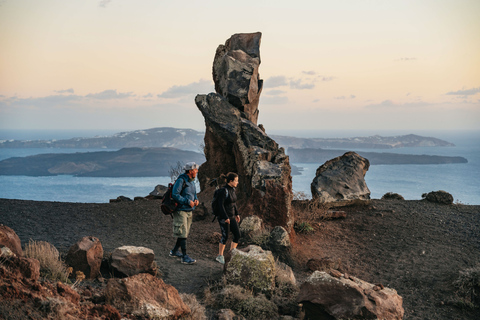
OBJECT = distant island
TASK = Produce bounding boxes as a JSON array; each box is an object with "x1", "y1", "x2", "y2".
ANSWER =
[
  {"x1": 0, "y1": 128, "x2": 466, "y2": 177},
  {"x1": 288, "y1": 148, "x2": 468, "y2": 165},
  {"x1": 0, "y1": 148, "x2": 205, "y2": 177},
  {"x1": 272, "y1": 133, "x2": 455, "y2": 149},
  {"x1": 0, "y1": 127, "x2": 456, "y2": 150}
]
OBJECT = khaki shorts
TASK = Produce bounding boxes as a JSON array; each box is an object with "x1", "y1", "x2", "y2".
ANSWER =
[{"x1": 173, "y1": 210, "x2": 193, "y2": 238}]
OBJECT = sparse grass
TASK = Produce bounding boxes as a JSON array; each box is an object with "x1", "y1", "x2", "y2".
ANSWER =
[
  {"x1": 179, "y1": 293, "x2": 207, "y2": 320},
  {"x1": 291, "y1": 193, "x2": 331, "y2": 235},
  {"x1": 24, "y1": 240, "x2": 70, "y2": 282},
  {"x1": 294, "y1": 221, "x2": 314, "y2": 234},
  {"x1": 453, "y1": 264, "x2": 480, "y2": 309}
]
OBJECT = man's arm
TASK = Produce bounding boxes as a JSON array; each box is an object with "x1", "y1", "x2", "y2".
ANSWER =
[{"x1": 171, "y1": 177, "x2": 188, "y2": 205}]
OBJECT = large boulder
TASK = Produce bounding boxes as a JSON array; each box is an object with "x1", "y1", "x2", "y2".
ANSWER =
[
  {"x1": 0, "y1": 225, "x2": 23, "y2": 257},
  {"x1": 105, "y1": 273, "x2": 190, "y2": 319},
  {"x1": 65, "y1": 236, "x2": 103, "y2": 280},
  {"x1": 110, "y1": 246, "x2": 156, "y2": 277},
  {"x1": 213, "y1": 32, "x2": 263, "y2": 124},
  {"x1": 196, "y1": 34, "x2": 293, "y2": 233},
  {"x1": 311, "y1": 152, "x2": 371, "y2": 205},
  {"x1": 297, "y1": 271, "x2": 404, "y2": 320},
  {"x1": 225, "y1": 245, "x2": 276, "y2": 293}
]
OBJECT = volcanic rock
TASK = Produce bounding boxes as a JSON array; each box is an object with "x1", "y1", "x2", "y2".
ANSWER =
[
  {"x1": 423, "y1": 190, "x2": 454, "y2": 205},
  {"x1": 65, "y1": 236, "x2": 103, "y2": 280},
  {"x1": 297, "y1": 271, "x2": 404, "y2": 320},
  {"x1": 239, "y1": 215, "x2": 263, "y2": 242},
  {"x1": 382, "y1": 192, "x2": 405, "y2": 200},
  {"x1": 196, "y1": 33, "x2": 293, "y2": 232},
  {"x1": 213, "y1": 32, "x2": 263, "y2": 124},
  {"x1": 105, "y1": 273, "x2": 190, "y2": 319},
  {"x1": 225, "y1": 245, "x2": 276, "y2": 293},
  {"x1": 311, "y1": 151, "x2": 370, "y2": 205},
  {"x1": 268, "y1": 226, "x2": 292, "y2": 264},
  {"x1": 0, "y1": 225, "x2": 23, "y2": 257},
  {"x1": 110, "y1": 245, "x2": 156, "y2": 277}
]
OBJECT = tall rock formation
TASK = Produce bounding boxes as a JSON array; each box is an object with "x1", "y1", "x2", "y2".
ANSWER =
[{"x1": 195, "y1": 32, "x2": 293, "y2": 232}]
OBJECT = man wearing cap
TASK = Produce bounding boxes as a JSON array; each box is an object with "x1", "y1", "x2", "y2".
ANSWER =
[{"x1": 169, "y1": 162, "x2": 199, "y2": 264}]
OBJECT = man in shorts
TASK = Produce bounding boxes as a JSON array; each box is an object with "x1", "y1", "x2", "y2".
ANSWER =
[{"x1": 169, "y1": 162, "x2": 199, "y2": 264}]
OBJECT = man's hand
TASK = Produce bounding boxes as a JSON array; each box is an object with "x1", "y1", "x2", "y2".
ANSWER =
[
  {"x1": 225, "y1": 218, "x2": 230, "y2": 224},
  {"x1": 189, "y1": 200, "x2": 200, "y2": 208},
  {"x1": 235, "y1": 215, "x2": 240, "y2": 223}
]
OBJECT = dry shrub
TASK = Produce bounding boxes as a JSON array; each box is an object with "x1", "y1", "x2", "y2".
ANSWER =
[
  {"x1": 24, "y1": 240, "x2": 70, "y2": 282},
  {"x1": 292, "y1": 194, "x2": 331, "y2": 234},
  {"x1": 453, "y1": 265, "x2": 480, "y2": 309},
  {"x1": 179, "y1": 293, "x2": 207, "y2": 320},
  {"x1": 205, "y1": 284, "x2": 279, "y2": 319}
]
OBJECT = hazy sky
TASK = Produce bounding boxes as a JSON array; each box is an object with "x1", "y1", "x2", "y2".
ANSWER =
[{"x1": 1, "y1": 0, "x2": 479, "y2": 134}]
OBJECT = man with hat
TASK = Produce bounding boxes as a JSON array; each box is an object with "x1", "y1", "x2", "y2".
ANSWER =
[{"x1": 169, "y1": 162, "x2": 199, "y2": 264}]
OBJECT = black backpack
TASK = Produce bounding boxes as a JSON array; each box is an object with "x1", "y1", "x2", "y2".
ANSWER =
[
  {"x1": 161, "y1": 178, "x2": 185, "y2": 216},
  {"x1": 211, "y1": 187, "x2": 228, "y2": 221}
]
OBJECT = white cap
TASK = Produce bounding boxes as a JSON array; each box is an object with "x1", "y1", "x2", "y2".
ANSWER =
[{"x1": 184, "y1": 162, "x2": 199, "y2": 170}]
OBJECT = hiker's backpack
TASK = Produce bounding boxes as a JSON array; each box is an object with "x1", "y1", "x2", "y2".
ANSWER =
[
  {"x1": 161, "y1": 178, "x2": 185, "y2": 215},
  {"x1": 211, "y1": 187, "x2": 228, "y2": 221}
]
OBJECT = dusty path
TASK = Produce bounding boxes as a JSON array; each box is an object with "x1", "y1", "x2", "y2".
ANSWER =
[{"x1": 0, "y1": 199, "x2": 224, "y2": 294}]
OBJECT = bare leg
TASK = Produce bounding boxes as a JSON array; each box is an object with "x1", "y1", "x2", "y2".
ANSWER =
[
  {"x1": 230, "y1": 242, "x2": 238, "y2": 251},
  {"x1": 219, "y1": 243, "x2": 226, "y2": 256}
]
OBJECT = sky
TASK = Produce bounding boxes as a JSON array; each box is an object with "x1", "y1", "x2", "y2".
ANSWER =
[{"x1": 0, "y1": 0, "x2": 479, "y2": 135}]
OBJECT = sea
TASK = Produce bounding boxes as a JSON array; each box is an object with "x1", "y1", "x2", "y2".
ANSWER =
[{"x1": 0, "y1": 129, "x2": 479, "y2": 205}]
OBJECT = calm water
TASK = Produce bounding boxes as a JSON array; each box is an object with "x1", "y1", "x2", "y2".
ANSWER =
[{"x1": 0, "y1": 130, "x2": 478, "y2": 204}]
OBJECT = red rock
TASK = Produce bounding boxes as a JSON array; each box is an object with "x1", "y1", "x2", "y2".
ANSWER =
[
  {"x1": 105, "y1": 273, "x2": 190, "y2": 319},
  {"x1": 0, "y1": 225, "x2": 23, "y2": 257},
  {"x1": 66, "y1": 236, "x2": 103, "y2": 280}
]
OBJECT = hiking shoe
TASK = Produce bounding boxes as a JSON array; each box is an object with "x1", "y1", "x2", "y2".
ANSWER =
[
  {"x1": 169, "y1": 250, "x2": 183, "y2": 258},
  {"x1": 215, "y1": 255, "x2": 225, "y2": 264},
  {"x1": 181, "y1": 254, "x2": 196, "y2": 264}
]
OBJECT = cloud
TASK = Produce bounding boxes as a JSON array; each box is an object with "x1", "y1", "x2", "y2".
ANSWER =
[
  {"x1": 290, "y1": 79, "x2": 315, "y2": 90},
  {"x1": 320, "y1": 76, "x2": 336, "y2": 81},
  {"x1": 445, "y1": 87, "x2": 480, "y2": 96},
  {"x1": 157, "y1": 79, "x2": 214, "y2": 98},
  {"x1": 264, "y1": 89, "x2": 287, "y2": 96},
  {"x1": 395, "y1": 57, "x2": 417, "y2": 61},
  {"x1": 260, "y1": 96, "x2": 289, "y2": 105},
  {"x1": 86, "y1": 89, "x2": 134, "y2": 100},
  {"x1": 365, "y1": 100, "x2": 432, "y2": 109},
  {"x1": 334, "y1": 94, "x2": 356, "y2": 100},
  {"x1": 265, "y1": 76, "x2": 288, "y2": 88},
  {"x1": 99, "y1": 0, "x2": 112, "y2": 8},
  {"x1": 55, "y1": 88, "x2": 75, "y2": 94},
  {"x1": 0, "y1": 94, "x2": 82, "y2": 108},
  {"x1": 302, "y1": 71, "x2": 316, "y2": 75}
]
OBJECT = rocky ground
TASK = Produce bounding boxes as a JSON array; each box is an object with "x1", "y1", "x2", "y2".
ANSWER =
[{"x1": 1, "y1": 197, "x2": 479, "y2": 319}]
